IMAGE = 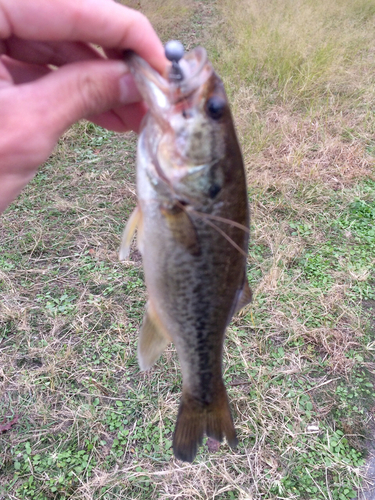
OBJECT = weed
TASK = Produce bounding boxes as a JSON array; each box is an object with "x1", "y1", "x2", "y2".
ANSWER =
[{"x1": 11, "y1": 439, "x2": 96, "y2": 499}]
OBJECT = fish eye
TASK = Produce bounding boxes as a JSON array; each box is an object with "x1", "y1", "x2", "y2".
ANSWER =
[
  {"x1": 208, "y1": 183, "x2": 221, "y2": 198},
  {"x1": 205, "y1": 96, "x2": 226, "y2": 120}
]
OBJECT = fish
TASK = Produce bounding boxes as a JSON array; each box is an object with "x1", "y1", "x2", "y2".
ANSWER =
[{"x1": 120, "y1": 43, "x2": 251, "y2": 463}]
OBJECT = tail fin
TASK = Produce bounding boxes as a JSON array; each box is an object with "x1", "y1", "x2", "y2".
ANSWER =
[{"x1": 172, "y1": 385, "x2": 237, "y2": 463}]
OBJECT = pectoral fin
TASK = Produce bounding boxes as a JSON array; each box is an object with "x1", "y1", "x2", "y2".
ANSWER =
[
  {"x1": 119, "y1": 205, "x2": 142, "y2": 261},
  {"x1": 138, "y1": 302, "x2": 171, "y2": 371},
  {"x1": 234, "y1": 279, "x2": 253, "y2": 315},
  {"x1": 161, "y1": 206, "x2": 200, "y2": 256}
]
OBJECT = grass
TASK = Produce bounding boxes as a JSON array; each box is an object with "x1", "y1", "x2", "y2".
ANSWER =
[{"x1": 1, "y1": 0, "x2": 375, "y2": 499}]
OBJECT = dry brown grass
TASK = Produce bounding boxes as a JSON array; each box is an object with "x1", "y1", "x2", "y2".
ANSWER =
[
  {"x1": 213, "y1": 0, "x2": 375, "y2": 192},
  {"x1": 240, "y1": 106, "x2": 374, "y2": 190}
]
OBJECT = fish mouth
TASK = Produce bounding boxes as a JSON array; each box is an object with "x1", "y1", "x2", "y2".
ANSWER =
[
  {"x1": 124, "y1": 46, "x2": 212, "y2": 123},
  {"x1": 175, "y1": 47, "x2": 211, "y2": 99}
]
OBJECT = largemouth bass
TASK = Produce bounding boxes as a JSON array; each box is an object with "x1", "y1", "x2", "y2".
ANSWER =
[{"x1": 120, "y1": 43, "x2": 251, "y2": 463}]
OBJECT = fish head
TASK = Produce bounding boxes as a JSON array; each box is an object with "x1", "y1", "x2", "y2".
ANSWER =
[{"x1": 125, "y1": 47, "x2": 240, "y2": 204}]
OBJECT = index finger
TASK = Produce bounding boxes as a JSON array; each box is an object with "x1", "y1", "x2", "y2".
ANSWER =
[{"x1": 0, "y1": 0, "x2": 167, "y2": 73}]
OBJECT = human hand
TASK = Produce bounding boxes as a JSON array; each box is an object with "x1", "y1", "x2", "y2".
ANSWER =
[{"x1": 0, "y1": 0, "x2": 166, "y2": 213}]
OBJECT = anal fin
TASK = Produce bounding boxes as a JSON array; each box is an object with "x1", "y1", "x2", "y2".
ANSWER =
[{"x1": 138, "y1": 302, "x2": 171, "y2": 371}]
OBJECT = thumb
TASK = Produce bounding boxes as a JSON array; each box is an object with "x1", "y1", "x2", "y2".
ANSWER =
[{"x1": 20, "y1": 58, "x2": 141, "y2": 140}]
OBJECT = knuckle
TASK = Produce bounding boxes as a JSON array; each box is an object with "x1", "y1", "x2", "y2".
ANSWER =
[
  {"x1": 75, "y1": 68, "x2": 110, "y2": 116},
  {"x1": 77, "y1": 71, "x2": 100, "y2": 110}
]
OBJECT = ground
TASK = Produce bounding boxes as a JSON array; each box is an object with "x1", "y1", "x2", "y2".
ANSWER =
[{"x1": 1, "y1": 0, "x2": 375, "y2": 499}]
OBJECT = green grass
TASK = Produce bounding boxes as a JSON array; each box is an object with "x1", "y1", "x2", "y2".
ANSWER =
[{"x1": 1, "y1": 0, "x2": 375, "y2": 499}]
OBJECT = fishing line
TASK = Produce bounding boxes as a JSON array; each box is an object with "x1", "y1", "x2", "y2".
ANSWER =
[
  {"x1": 174, "y1": 201, "x2": 249, "y2": 257},
  {"x1": 186, "y1": 208, "x2": 250, "y2": 234},
  {"x1": 191, "y1": 215, "x2": 248, "y2": 258}
]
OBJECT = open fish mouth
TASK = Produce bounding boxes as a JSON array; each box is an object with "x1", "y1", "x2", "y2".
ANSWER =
[
  {"x1": 124, "y1": 43, "x2": 228, "y2": 202},
  {"x1": 124, "y1": 46, "x2": 213, "y2": 122}
]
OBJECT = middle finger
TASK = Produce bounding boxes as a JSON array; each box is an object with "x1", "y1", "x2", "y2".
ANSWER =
[{"x1": 2, "y1": 36, "x2": 102, "y2": 67}]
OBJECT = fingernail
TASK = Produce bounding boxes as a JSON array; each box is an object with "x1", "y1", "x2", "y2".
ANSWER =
[{"x1": 119, "y1": 73, "x2": 141, "y2": 104}]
